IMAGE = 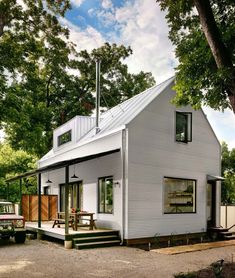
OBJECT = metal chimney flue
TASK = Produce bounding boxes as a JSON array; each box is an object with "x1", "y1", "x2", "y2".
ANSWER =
[{"x1": 95, "y1": 59, "x2": 101, "y2": 134}]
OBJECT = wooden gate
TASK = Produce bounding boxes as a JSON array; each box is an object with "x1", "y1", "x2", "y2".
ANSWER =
[{"x1": 22, "y1": 195, "x2": 58, "y2": 221}]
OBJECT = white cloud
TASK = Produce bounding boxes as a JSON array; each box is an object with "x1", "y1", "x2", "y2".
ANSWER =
[
  {"x1": 60, "y1": 18, "x2": 104, "y2": 52},
  {"x1": 113, "y1": 0, "x2": 175, "y2": 82},
  {"x1": 70, "y1": 0, "x2": 84, "y2": 8},
  {"x1": 101, "y1": 0, "x2": 113, "y2": 10}
]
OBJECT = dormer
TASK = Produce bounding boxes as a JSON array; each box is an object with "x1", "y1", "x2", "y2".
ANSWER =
[{"x1": 53, "y1": 116, "x2": 96, "y2": 151}]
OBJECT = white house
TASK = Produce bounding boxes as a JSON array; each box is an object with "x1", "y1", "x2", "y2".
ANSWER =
[{"x1": 38, "y1": 76, "x2": 222, "y2": 243}]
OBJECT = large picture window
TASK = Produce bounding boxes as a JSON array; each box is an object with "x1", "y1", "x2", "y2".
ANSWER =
[
  {"x1": 98, "y1": 176, "x2": 113, "y2": 214},
  {"x1": 176, "y1": 112, "x2": 192, "y2": 143},
  {"x1": 164, "y1": 177, "x2": 196, "y2": 214}
]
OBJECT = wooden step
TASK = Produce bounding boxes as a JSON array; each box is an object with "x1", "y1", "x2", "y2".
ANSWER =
[
  {"x1": 220, "y1": 231, "x2": 233, "y2": 236},
  {"x1": 73, "y1": 235, "x2": 119, "y2": 244},
  {"x1": 209, "y1": 227, "x2": 229, "y2": 233},
  {"x1": 223, "y1": 235, "x2": 235, "y2": 240},
  {"x1": 74, "y1": 240, "x2": 120, "y2": 250},
  {"x1": 73, "y1": 230, "x2": 119, "y2": 239}
]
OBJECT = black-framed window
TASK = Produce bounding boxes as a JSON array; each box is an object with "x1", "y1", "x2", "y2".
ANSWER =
[
  {"x1": 43, "y1": 186, "x2": 50, "y2": 195},
  {"x1": 58, "y1": 130, "x2": 72, "y2": 146},
  {"x1": 98, "y1": 176, "x2": 113, "y2": 214},
  {"x1": 176, "y1": 112, "x2": 192, "y2": 143},
  {"x1": 164, "y1": 177, "x2": 196, "y2": 214}
]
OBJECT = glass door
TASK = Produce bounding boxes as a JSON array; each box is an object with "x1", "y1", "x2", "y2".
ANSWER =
[
  {"x1": 60, "y1": 181, "x2": 83, "y2": 212},
  {"x1": 207, "y1": 182, "x2": 216, "y2": 228}
]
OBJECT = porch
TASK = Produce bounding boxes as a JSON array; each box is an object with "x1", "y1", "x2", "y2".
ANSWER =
[{"x1": 26, "y1": 221, "x2": 120, "y2": 249}]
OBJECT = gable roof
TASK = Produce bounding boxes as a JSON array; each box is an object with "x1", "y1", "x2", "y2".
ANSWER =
[
  {"x1": 39, "y1": 76, "x2": 175, "y2": 163},
  {"x1": 79, "y1": 76, "x2": 175, "y2": 141}
]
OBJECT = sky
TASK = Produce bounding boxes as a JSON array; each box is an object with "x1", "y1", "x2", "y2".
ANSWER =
[
  {"x1": 60, "y1": 0, "x2": 235, "y2": 149},
  {"x1": 1, "y1": 0, "x2": 234, "y2": 149}
]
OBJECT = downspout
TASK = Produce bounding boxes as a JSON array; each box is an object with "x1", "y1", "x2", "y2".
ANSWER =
[{"x1": 121, "y1": 128, "x2": 127, "y2": 244}]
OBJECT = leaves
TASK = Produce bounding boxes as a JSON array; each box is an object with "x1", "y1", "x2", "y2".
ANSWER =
[
  {"x1": 157, "y1": 0, "x2": 235, "y2": 111},
  {"x1": 0, "y1": 1, "x2": 155, "y2": 158},
  {"x1": 221, "y1": 142, "x2": 235, "y2": 203}
]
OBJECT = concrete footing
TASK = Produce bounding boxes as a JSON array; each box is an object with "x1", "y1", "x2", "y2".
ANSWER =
[
  {"x1": 64, "y1": 240, "x2": 72, "y2": 249},
  {"x1": 37, "y1": 233, "x2": 43, "y2": 240}
]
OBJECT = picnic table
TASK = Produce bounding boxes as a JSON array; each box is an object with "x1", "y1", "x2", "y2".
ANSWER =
[{"x1": 52, "y1": 211, "x2": 96, "y2": 230}]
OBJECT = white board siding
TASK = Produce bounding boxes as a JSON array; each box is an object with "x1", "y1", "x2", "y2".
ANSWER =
[
  {"x1": 39, "y1": 131, "x2": 122, "y2": 168},
  {"x1": 41, "y1": 152, "x2": 122, "y2": 232},
  {"x1": 127, "y1": 85, "x2": 221, "y2": 239}
]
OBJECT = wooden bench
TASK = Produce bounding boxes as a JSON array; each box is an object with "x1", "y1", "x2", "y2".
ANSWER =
[
  {"x1": 52, "y1": 212, "x2": 74, "y2": 229},
  {"x1": 77, "y1": 218, "x2": 97, "y2": 230}
]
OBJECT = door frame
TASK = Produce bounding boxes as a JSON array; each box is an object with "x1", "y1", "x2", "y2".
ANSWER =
[{"x1": 207, "y1": 180, "x2": 217, "y2": 228}]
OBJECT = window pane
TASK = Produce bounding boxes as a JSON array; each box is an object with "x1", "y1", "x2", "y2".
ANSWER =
[
  {"x1": 98, "y1": 177, "x2": 113, "y2": 213},
  {"x1": 58, "y1": 130, "x2": 72, "y2": 146},
  {"x1": 176, "y1": 112, "x2": 187, "y2": 142},
  {"x1": 164, "y1": 178, "x2": 196, "y2": 213}
]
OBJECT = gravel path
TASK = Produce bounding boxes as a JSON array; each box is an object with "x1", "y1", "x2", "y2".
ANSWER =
[{"x1": 0, "y1": 238, "x2": 235, "y2": 278}]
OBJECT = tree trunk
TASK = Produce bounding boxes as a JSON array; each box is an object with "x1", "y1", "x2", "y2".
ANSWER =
[{"x1": 194, "y1": 0, "x2": 235, "y2": 113}]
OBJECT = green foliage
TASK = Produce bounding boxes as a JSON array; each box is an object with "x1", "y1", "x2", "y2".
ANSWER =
[
  {"x1": 0, "y1": 142, "x2": 38, "y2": 202},
  {"x1": 157, "y1": 0, "x2": 235, "y2": 111},
  {"x1": 221, "y1": 142, "x2": 235, "y2": 204},
  {"x1": 0, "y1": 1, "x2": 155, "y2": 157}
]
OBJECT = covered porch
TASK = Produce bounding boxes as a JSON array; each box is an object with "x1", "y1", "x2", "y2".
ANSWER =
[{"x1": 6, "y1": 149, "x2": 121, "y2": 249}]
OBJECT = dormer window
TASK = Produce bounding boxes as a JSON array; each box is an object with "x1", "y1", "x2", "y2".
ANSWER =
[
  {"x1": 58, "y1": 130, "x2": 72, "y2": 146},
  {"x1": 176, "y1": 112, "x2": 192, "y2": 143}
]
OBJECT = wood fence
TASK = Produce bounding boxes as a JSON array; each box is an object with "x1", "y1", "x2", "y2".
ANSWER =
[
  {"x1": 221, "y1": 205, "x2": 235, "y2": 232},
  {"x1": 22, "y1": 194, "x2": 58, "y2": 221}
]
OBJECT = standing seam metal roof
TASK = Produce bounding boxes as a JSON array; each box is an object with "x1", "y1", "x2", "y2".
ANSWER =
[{"x1": 80, "y1": 76, "x2": 175, "y2": 141}]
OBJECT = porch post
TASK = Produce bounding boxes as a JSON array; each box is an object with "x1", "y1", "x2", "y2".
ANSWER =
[
  {"x1": 64, "y1": 165, "x2": 72, "y2": 249},
  {"x1": 38, "y1": 173, "x2": 41, "y2": 228},
  {"x1": 19, "y1": 178, "x2": 22, "y2": 215},
  {"x1": 65, "y1": 165, "x2": 69, "y2": 235}
]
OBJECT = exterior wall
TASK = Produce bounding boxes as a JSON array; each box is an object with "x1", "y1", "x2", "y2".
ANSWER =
[
  {"x1": 127, "y1": 85, "x2": 221, "y2": 239},
  {"x1": 53, "y1": 116, "x2": 96, "y2": 152},
  {"x1": 41, "y1": 152, "x2": 123, "y2": 232}
]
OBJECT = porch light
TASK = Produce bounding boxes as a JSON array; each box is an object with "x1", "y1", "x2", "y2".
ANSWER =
[
  {"x1": 46, "y1": 172, "x2": 52, "y2": 184},
  {"x1": 71, "y1": 164, "x2": 78, "y2": 179}
]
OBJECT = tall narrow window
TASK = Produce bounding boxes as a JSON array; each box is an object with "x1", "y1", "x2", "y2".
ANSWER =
[
  {"x1": 98, "y1": 177, "x2": 113, "y2": 214},
  {"x1": 164, "y1": 177, "x2": 196, "y2": 214},
  {"x1": 58, "y1": 130, "x2": 72, "y2": 146},
  {"x1": 176, "y1": 112, "x2": 192, "y2": 143}
]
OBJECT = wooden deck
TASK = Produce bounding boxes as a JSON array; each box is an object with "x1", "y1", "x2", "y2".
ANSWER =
[{"x1": 26, "y1": 221, "x2": 119, "y2": 241}]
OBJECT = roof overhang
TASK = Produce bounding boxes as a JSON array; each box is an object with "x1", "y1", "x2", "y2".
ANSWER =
[
  {"x1": 207, "y1": 175, "x2": 225, "y2": 182},
  {"x1": 6, "y1": 148, "x2": 120, "y2": 182}
]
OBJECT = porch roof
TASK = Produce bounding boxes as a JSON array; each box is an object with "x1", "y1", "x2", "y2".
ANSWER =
[
  {"x1": 207, "y1": 175, "x2": 225, "y2": 181},
  {"x1": 6, "y1": 148, "x2": 120, "y2": 182}
]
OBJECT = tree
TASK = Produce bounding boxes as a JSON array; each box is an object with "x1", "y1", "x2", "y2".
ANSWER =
[
  {"x1": 0, "y1": 2, "x2": 155, "y2": 157},
  {"x1": 0, "y1": 0, "x2": 76, "y2": 155},
  {"x1": 0, "y1": 142, "x2": 38, "y2": 202},
  {"x1": 221, "y1": 142, "x2": 235, "y2": 203},
  {"x1": 2, "y1": 42, "x2": 155, "y2": 157},
  {"x1": 156, "y1": 0, "x2": 235, "y2": 112}
]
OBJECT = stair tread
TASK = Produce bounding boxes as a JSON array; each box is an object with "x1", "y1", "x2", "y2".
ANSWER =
[
  {"x1": 75, "y1": 240, "x2": 120, "y2": 247},
  {"x1": 224, "y1": 235, "x2": 235, "y2": 239},
  {"x1": 209, "y1": 227, "x2": 228, "y2": 232},
  {"x1": 73, "y1": 235, "x2": 118, "y2": 241},
  {"x1": 221, "y1": 231, "x2": 233, "y2": 235}
]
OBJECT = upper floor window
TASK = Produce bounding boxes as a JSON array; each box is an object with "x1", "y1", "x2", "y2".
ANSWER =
[
  {"x1": 58, "y1": 130, "x2": 72, "y2": 146},
  {"x1": 98, "y1": 176, "x2": 113, "y2": 214},
  {"x1": 176, "y1": 112, "x2": 192, "y2": 143}
]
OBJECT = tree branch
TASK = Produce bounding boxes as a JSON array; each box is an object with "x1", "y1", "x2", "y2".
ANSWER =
[{"x1": 194, "y1": 0, "x2": 235, "y2": 112}]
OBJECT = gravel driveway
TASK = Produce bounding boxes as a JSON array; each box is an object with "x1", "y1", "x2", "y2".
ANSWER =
[{"x1": 0, "y1": 238, "x2": 235, "y2": 278}]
